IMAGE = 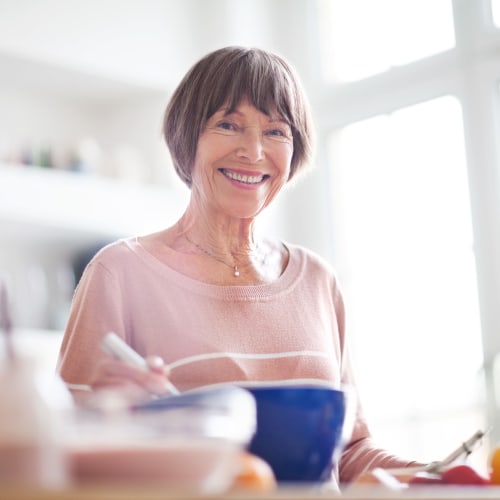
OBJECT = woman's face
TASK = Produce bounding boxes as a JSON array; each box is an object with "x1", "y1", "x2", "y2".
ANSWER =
[{"x1": 190, "y1": 99, "x2": 293, "y2": 220}]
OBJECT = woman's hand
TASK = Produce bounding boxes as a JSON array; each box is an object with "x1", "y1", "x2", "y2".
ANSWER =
[{"x1": 89, "y1": 355, "x2": 172, "y2": 401}]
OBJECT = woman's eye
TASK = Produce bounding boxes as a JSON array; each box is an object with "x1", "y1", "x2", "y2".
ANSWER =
[
  {"x1": 268, "y1": 128, "x2": 285, "y2": 136},
  {"x1": 216, "y1": 121, "x2": 237, "y2": 131},
  {"x1": 266, "y1": 128, "x2": 291, "y2": 141}
]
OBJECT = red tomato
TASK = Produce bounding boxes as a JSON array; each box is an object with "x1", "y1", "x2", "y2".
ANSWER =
[{"x1": 440, "y1": 464, "x2": 490, "y2": 485}]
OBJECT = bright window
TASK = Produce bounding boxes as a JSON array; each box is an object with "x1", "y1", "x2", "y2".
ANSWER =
[
  {"x1": 328, "y1": 96, "x2": 487, "y2": 463},
  {"x1": 320, "y1": 0, "x2": 455, "y2": 82},
  {"x1": 493, "y1": 0, "x2": 500, "y2": 27}
]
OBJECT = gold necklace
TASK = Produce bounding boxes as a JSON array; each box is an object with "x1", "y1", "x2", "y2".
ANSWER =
[{"x1": 183, "y1": 234, "x2": 262, "y2": 278}]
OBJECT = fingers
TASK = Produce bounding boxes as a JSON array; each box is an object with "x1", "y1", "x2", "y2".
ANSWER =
[
  {"x1": 135, "y1": 365, "x2": 171, "y2": 395},
  {"x1": 145, "y1": 355, "x2": 171, "y2": 376},
  {"x1": 90, "y1": 357, "x2": 172, "y2": 397}
]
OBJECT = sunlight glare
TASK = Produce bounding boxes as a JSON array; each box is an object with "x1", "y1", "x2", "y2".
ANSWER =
[
  {"x1": 328, "y1": 96, "x2": 484, "y2": 460},
  {"x1": 320, "y1": 0, "x2": 455, "y2": 82}
]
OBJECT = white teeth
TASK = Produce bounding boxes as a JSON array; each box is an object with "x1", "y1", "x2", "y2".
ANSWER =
[{"x1": 222, "y1": 169, "x2": 264, "y2": 184}]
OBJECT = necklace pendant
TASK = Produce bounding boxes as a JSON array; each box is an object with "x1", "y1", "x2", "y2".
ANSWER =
[{"x1": 233, "y1": 266, "x2": 240, "y2": 277}]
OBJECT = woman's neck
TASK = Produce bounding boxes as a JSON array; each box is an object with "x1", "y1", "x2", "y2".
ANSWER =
[{"x1": 176, "y1": 205, "x2": 260, "y2": 259}]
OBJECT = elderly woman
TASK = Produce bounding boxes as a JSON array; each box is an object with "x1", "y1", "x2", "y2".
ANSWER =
[{"x1": 58, "y1": 46, "x2": 414, "y2": 485}]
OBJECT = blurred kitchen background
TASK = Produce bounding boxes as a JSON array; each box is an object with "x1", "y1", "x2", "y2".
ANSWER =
[{"x1": 0, "y1": 0, "x2": 499, "y2": 471}]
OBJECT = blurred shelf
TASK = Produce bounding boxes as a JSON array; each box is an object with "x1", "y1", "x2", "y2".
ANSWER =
[
  {"x1": 0, "y1": 49, "x2": 182, "y2": 254},
  {"x1": 0, "y1": 164, "x2": 188, "y2": 251}
]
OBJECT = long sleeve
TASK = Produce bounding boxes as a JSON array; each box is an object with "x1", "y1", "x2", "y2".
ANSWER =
[{"x1": 57, "y1": 257, "x2": 127, "y2": 386}]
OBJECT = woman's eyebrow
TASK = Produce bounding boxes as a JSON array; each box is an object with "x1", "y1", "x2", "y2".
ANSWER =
[{"x1": 217, "y1": 107, "x2": 289, "y2": 125}]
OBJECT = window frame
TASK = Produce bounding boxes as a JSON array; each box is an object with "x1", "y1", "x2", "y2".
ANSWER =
[{"x1": 310, "y1": 0, "x2": 500, "y2": 448}]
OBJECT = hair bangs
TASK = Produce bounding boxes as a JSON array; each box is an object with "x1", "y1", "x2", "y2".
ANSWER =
[{"x1": 204, "y1": 51, "x2": 296, "y2": 127}]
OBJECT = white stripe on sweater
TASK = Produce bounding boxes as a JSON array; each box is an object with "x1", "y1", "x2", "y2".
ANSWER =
[{"x1": 166, "y1": 350, "x2": 330, "y2": 370}]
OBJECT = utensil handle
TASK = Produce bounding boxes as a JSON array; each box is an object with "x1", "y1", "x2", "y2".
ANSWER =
[
  {"x1": 101, "y1": 332, "x2": 148, "y2": 371},
  {"x1": 101, "y1": 332, "x2": 179, "y2": 395},
  {"x1": 429, "y1": 429, "x2": 488, "y2": 470}
]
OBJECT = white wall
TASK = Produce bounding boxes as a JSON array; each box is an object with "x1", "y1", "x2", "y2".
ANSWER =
[{"x1": 0, "y1": 0, "x2": 196, "y2": 89}]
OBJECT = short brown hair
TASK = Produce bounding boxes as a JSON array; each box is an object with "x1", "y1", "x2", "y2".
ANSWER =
[{"x1": 163, "y1": 46, "x2": 314, "y2": 187}]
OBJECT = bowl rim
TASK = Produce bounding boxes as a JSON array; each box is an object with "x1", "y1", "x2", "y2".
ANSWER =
[{"x1": 182, "y1": 378, "x2": 345, "y2": 394}]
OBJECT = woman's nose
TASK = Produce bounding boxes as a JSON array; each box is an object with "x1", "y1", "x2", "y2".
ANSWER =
[{"x1": 236, "y1": 127, "x2": 264, "y2": 162}]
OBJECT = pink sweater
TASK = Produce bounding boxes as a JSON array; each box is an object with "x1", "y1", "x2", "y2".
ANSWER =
[{"x1": 58, "y1": 237, "x2": 413, "y2": 485}]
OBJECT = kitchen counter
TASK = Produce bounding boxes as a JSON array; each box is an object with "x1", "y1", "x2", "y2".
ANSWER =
[{"x1": 2, "y1": 485, "x2": 500, "y2": 500}]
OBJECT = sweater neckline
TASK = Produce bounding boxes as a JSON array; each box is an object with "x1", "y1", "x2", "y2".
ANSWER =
[{"x1": 125, "y1": 237, "x2": 303, "y2": 300}]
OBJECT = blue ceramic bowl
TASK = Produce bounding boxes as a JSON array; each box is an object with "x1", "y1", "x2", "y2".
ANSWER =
[{"x1": 244, "y1": 384, "x2": 351, "y2": 483}]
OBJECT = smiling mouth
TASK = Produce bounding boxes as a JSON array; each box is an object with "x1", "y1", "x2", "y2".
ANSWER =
[{"x1": 219, "y1": 168, "x2": 269, "y2": 185}]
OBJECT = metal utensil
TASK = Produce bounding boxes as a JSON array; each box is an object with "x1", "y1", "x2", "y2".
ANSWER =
[
  {"x1": 422, "y1": 428, "x2": 490, "y2": 474},
  {"x1": 382, "y1": 428, "x2": 490, "y2": 477}
]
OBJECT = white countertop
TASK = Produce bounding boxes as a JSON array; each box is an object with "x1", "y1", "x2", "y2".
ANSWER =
[{"x1": 1, "y1": 485, "x2": 500, "y2": 500}]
